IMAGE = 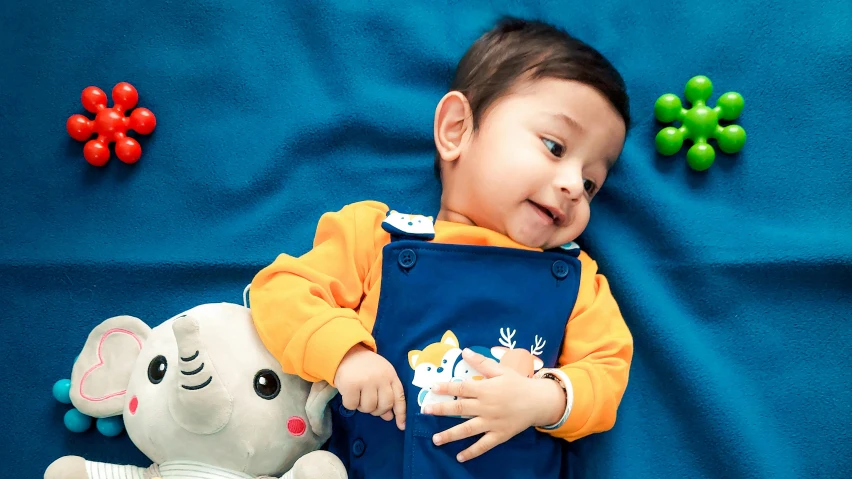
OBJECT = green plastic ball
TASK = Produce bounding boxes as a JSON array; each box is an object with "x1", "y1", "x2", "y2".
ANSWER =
[
  {"x1": 685, "y1": 75, "x2": 713, "y2": 104},
  {"x1": 655, "y1": 127, "x2": 684, "y2": 156},
  {"x1": 687, "y1": 143, "x2": 716, "y2": 171},
  {"x1": 654, "y1": 75, "x2": 746, "y2": 171},
  {"x1": 654, "y1": 94, "x2": 682, "y2": 123},
  {"x1": 717, "y1": 92, "x2": 745, "y2": 120},
  {"x1": 683, "y1": 105, "x2": 718, "y2": 140},
  {"x1": 717, "y1": 125, "x2": 747, "y2": 154}
]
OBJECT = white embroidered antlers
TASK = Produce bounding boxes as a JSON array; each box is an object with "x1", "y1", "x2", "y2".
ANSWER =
[{"x1": 491, "y1": 328, "x2": 546, "y2": 377}]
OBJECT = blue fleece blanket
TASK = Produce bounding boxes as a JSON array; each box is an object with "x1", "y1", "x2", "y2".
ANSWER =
[{"x1": 2, "y1": 0, "x2": 850, "y2": 477}]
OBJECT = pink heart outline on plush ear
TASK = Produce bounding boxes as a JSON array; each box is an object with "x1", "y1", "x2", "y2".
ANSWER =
[{"x1": 79, "y1": 328, "x2": 144, "y2": 402}]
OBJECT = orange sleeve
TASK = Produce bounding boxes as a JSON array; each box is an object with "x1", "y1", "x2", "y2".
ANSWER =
[
  {"x1": 538, "y1": 252, "x2": 634, "y2": 441},
  {"x1": 249, "y1": 201, "x2": 388, "y2": 386}
]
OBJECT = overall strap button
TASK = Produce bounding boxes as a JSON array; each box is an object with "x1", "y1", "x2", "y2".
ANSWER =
[
  {"x1": 352, "y1": 438, "x2": 366, "y2": 457},
  {"x1": 551, "y1": 260, "x2": 570, "y2": 279},
  {"x1": 398, "y1": 249, "x2": 417, "y2": 269}
]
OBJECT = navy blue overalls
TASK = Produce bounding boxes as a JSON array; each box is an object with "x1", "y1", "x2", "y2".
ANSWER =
[{"x1": 326, "y1": 211, "x2": 583, "y2": 479}]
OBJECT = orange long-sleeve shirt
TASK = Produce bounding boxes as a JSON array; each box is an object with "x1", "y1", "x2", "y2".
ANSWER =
[{"x1": 250, "y1": 200, "x2": 633, "y2": 442}]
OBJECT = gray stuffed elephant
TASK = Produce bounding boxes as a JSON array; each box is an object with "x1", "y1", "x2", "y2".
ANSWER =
[{"x1": 44, "y1": 302, "x2": 347, "y2": 479}]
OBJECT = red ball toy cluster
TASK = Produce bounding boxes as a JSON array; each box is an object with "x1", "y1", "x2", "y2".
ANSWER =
[{"x1": 66, "y1": 82, "x2": 156, "y2": 166}]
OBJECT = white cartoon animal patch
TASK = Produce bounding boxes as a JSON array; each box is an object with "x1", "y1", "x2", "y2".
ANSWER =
[
  {"x1": 381, "y1": 210, "x2": 435, "y2": 239},
  {"x1": 407, "y1": 329, "x2": 549, "y2": 414}
]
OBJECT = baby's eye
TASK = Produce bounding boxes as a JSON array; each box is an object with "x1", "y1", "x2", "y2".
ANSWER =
[
  {"x1": 583, "y1": 179, "x2": 597, "y2": 196},
  {"x1": 542, "y1": 138, "x2": 564, "y2": 157}
]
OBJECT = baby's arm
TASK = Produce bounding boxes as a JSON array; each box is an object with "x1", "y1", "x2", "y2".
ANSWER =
[
  {"x1": 250, "y1": 201, "x2": 387, "y2": 385},
  {"x1": 535, "y1": 252, "x2": 634, "y2": 441}
]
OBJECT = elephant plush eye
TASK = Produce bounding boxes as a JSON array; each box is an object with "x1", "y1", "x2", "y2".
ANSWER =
[
  {"x1": 147, "y1": 355, "x2": 168, "y2": 384},
  {"x1": 253, "y1": 369, "x2": 281, "y2": 400}
]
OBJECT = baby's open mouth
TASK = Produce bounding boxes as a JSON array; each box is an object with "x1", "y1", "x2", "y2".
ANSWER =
[{"x1": 529, "y1": 201, "x2": 558, "y2": 224}]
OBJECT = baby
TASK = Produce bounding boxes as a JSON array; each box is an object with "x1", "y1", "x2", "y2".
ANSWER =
[{"x1": 250, "y1": 16, "x2": 633, "y2": 479}]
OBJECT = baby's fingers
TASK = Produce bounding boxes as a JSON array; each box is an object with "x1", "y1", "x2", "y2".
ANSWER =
[
  {"x1": 432, "y1": 417, "x2": 485, "y2": 447},
  {"x1": 457, "y1": 432, "x2": 504, "y2": 463},
  {"x1": 340, "y1": 387, "x2": 361, "y2": 412},
  {"x1": 358, "y1": 387, "x2": 378, "y2": 414},
  {"x1": 423, "y1": 398, "x2": 478, "y2": 418},
  {"x1": 391, "y1": 376, "x2": 406, "y2": 431},
  {"x1": 373, "y1": 383, "x2": 395, "y2": 420}
]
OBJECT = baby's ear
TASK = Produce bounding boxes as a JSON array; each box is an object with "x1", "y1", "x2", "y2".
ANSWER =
[
  {"x1": 434, "y1": 91, "x2": 472, "y2": 163},
  {"x1": 70, "y1": 315, "x2": 151, "y2": 417}
]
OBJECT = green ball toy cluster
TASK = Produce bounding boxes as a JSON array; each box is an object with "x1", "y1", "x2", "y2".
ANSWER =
[{"x1": 654, "y1": 75, "x2": 746, "y2": 171}]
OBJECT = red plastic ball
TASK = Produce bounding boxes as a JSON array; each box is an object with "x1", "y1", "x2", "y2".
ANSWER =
[
  {"x1": 84, "y1": 140, "x2": 110, "y2": 167},
  {"x1": 69, "y1": 82, "x2": 155, "y2": 166},
  {"x1": 115, "y1": 137, "x2": 142, "y2": 164},
  {"x1": 94, "y1": 109, "x2": 126, "y2": 137},
  {"x1": 112, "y1": 82, "x2": 139, "y2": 111},
  {"x1": 66, "y1": 114, "x2": 93, "y2": 141},
  {"x1": 81, "y1": 87, "x2": 107, "y2": 113},
  {"x1": 130, "y1": 108, "x2": 156, "y2": 135}
]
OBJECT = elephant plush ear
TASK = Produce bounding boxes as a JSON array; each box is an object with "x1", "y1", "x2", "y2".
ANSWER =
[
  {"x1": 69, "y1": 315, "x2": 151, "y2": 417},
  {"x1": 305, "y1": 381, "x2": 338, "y2": 439}
]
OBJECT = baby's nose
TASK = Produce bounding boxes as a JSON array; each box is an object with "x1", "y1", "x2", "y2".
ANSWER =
[
  {"x1": 555, "y1": 168, "x2": 584, "y2": 200},
  {"x1": 436, "y1": 367, "x2": 444, "y2": 373},
  {"x1": 559, "y1": 178, "x2": 584, "y2": 201}
]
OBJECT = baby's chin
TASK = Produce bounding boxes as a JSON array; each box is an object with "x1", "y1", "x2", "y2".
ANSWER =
[
  {"x1": 521, "y1": 233, "x2": 580, "y2": 251},
  {"x1": 506, "y1": 229, "x2": 561, "y2": 250}
]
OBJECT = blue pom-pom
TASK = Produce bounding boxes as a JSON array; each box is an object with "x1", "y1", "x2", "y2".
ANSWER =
[
  {"x1": 96, "y1": 416, "x2": 125, "y2": 437},
  {"x1": 52, "y1": 379, "x2": 72, "y2": 404},
  {"x1": 64, "y1": 408, "x2": 92, "y2": 433}
]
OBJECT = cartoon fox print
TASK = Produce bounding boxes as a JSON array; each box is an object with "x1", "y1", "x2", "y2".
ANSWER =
[{"x1": 408, "y1": 330, "x2": 463, "y2": 408}]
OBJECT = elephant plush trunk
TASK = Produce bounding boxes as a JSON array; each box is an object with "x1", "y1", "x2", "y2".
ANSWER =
[{"x1": 168, "y1": 314, "x2": 234, "y2": 435}]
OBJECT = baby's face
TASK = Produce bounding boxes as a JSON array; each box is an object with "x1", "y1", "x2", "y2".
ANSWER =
[{"x1": 446, "y1": 78, "x2": 626, "y2": 250}]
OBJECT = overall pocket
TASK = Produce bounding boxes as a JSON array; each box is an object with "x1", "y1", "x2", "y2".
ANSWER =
[{"x1": 408, "y1": 412, "x2": 563, "y2": 479}]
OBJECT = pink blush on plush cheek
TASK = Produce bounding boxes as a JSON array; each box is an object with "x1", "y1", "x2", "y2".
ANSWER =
[
  {"x1": 287, "y1": 416, "x2": 306, "y2": 436},
  {"x1": 129, "y1": 396, "x2": 138, "y2": 415}
]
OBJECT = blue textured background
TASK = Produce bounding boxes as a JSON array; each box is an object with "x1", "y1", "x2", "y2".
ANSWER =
[{"x1": 2, "y1": 1, "x2": 850, "y2": 477}]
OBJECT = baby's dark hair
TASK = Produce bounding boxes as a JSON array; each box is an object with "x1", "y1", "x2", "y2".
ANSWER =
[{"x1": 434, "y1": 17, "x2": 631, "y2": 180}]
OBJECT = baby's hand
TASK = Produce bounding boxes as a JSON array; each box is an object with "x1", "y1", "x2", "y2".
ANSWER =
[
  {"x1": 334, "y1": 344, "x2": 406, "y2": 430},
  {"x1": 424, "y1": 348, "x2": 566, "y2": 462}
]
